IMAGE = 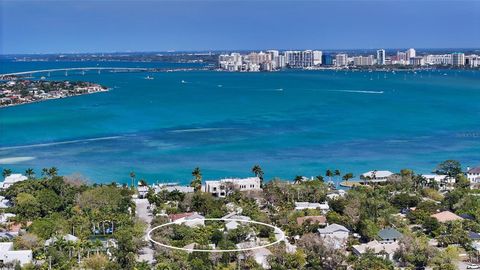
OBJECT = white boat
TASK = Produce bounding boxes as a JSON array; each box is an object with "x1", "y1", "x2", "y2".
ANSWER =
[{"x1": 144, "y1": 76, "x2": 154, "y2": 80}]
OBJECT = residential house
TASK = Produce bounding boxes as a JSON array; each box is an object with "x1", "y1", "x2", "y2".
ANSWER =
[
  {"x1": 378, "y1": 228, "x2": 402, "y2": 243},
  {"x1": 1, "y1": 174, "x2": 28, "y2": 190},
  {"x1": 361, "y1": 170, "x2": 393, "y2": 183},
  {"x1": 169, "y1": 212, "x2": 205, "y2": 227},
  {"x1": 236, "y1": 242, "x2": 272, "y2": 269},
  {"x1": 352, "y1": 240, "x2": 400, "y2": 261},
  {"x1": 294, "y1": 202, "x2": 329, "y2": 213},
  {"x1": 225, "y1": 215, "x2": 251, "y2": 231},
  {"x1": 204, "y1": 177, "x2": 261, "y2": 197},
  {"x1": 431, "y1": 211, "x2": 463, "y2": 223},
  {"x1": 0, "y1": 242, "x2": 32, "y2": 266},
  {"x1": 45, "y1": 234, "x2": 79, "y2": 246},
  {"x1": 467, "y1": 167, "x2": 480, "y2": 184},
  {"x1": 318, "y1": 223, "x2": 350, "y2": 248}
]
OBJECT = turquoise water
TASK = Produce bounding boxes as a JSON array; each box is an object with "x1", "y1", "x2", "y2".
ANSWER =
[{"x1": 1, "y1": 61, "x2": 480, "y2": 184}]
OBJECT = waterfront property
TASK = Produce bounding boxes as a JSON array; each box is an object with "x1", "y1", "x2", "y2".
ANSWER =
[
  {"x1": 0, "y1": 174, "x2": 27, "y2": 190},
  {"x1": 203, "y1": 177, "x2": 262, "y2": 197},
  {"x1": 360, "y1": 170, "x2": 394, "y2": 182},
  {"x1": 467, "y1": 166, "x2": 480, "y2": 184}
]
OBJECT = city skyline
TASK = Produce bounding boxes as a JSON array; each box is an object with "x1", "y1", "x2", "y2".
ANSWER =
[{"x1": 1, "y1": 0, "x2": 480, "y2": 54}]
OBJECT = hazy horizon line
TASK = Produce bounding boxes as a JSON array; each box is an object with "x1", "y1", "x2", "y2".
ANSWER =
[{"x1": 2, "y1": 47, "x2": 480, "y2": 56}]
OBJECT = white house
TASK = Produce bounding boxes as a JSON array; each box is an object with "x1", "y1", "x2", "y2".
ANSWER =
[
  {"x1": 0, "y1": 242, "x2": 32, "y2": 266},
  {"x1": 1, "y1": 174, "x2": 28, "y2": 190},
  {"x1": 294, "y1": 202, "x2": 329, "y2": 213},
  {"x1": 236, "y1": 242, "x2": 272, "y2": 269},
  {"x1": 361, "y1": 170, "x2": 393, "y2": 182},
  {"x1": 352, "y1": 240, "x2": 399, "y2": 261},
  {"x1": 153, "y1": 184, "x2": 194, "y2": 194},
  {"x1": 467, "y1": 167, "x2": 480, "y2": 184},
  {"x1": 224, "y1": 215, "x2": 251, "y2": 231},
  {"x1": 204, "y1": 177, "x2": 262, "y2": 197},
  {"x1": 0, "y1": 196, "x2": 12, "y2": 209},
  {"x1": 421, "y1": 174, "x2": 455, "y2": 190},
  {"x1": 0, "y1": 213, "x2": 16, "y2": 224},
  {"x1": 318, "y1": 223, "x2": 350, "y2": 248},
  {"x1": 45, "y1": 234, "x2": 79, "y2": 246}
]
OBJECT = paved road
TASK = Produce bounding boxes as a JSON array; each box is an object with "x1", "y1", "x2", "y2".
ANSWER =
[{"x1": 134, "y1": 198, "x2": 155, "y2": 264}]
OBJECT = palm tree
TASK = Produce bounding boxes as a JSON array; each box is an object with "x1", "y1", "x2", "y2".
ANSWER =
[
  {"x1": 48, "y1": 167, "x2": 58, "y2": 177},
  {"x1": 138, "y1": 179, "x2": 148, "y2": 186},
  {"x1": 41, "y1": 168, "x2": 49, "y2": 179},
  {"x1": 342, "y1": 173, "x2": 354, "y2": 182},
  {"x1": 25, "y1": 168, "x2": 35, "y2": 179},
  {"x1": 129, "y1": 171, "x2": 136, "y2": 188},
  {"x1": 293, "y1": 175, "x2": 304, "y2": 185},
  {"x1": 326, "y1": 169, "x2": 333, "y2": 183},
  {"x1": 1, "y1": 169, "x2": 12, "y2": 179},
  {"x1": 190, "y1": 167, "x2": 202, "y2": 192},
  {"x1": 251, "y1": 165, "x2": 264, "y2": 187},
  {"x1": 315, "y1": 175, "x2": 324, "y2": 182}
]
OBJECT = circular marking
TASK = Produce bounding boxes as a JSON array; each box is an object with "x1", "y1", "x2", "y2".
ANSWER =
[{"x1": 147, "y1": 218, "x2": 285, "y2": 253}]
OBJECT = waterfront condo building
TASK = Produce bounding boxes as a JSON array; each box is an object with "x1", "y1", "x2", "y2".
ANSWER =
[
  {"x1": 203, "y1": 177, "x2": 262, "y2": 197},
  {"x1": 285, "y1": 50, "x2": 322, "y2": 68},
  {"x1": 409, "y1": 56, "x2": 425, "y2": 66},
  {"x1": 376, "y1": 49, "x2": 386, "y2": 65},
  {"x1": 335, "y1": 54, "x2": 348, "y2": 66},
  {"x1": 353, "y1": 55, "x2": 375, "y2": 66},
  {"x1": 406, "y1": 48, "x2": 416, "y2": 60},
  {"x1": 423, "y1": 54, "x2": 452, "y2": 65},
  {"x1": 451, "y1": 52, "x2": 465, "y2": 66}
]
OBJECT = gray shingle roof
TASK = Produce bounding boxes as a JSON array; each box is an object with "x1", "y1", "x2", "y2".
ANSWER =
[
  {"x1": 378, "y1": 228, "x2": 402, "y2": 241},
  {"x1": 468, "y1": 167, "x2": 480, "y2": 174}
]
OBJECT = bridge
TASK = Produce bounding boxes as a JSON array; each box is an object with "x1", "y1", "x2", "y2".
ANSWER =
[{"x1": 0, "y1": 67, "x2": 153, "y2": 78}]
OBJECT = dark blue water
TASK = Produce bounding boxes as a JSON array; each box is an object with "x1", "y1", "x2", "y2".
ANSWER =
[{"x1": 1, "y1": 61, "x2": 479, "y2": 184}]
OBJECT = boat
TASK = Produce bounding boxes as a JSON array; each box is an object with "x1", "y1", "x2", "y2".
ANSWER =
[
  {"x1": 144, "y1": 76, "x2": 154, "y2": 80},
  {"x1": 181, "y1": 80, "x2": 187, "y2": 84}
]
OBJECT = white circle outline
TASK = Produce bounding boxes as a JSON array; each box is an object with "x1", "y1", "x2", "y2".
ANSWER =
[{"x1": 147, "y1": 218, "x2": 285, "y2": 253}]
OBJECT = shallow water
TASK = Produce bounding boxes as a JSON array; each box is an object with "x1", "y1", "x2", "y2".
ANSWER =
[{"x1": 1, "y1": 61, "x2": 479, "y2": 184}]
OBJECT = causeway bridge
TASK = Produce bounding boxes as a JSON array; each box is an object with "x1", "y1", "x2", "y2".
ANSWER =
[{"x1": 0, "y1": 67, "x2": 153, "y2": 78}]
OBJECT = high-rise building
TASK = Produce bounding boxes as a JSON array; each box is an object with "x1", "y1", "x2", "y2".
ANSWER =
[
  {"x1": 321, "y1": 54, "x2": 334, "y2": 65},
  {"x1": 313, "y1": 50, "x2": 322, "y2": 66},
  {"x1": 376, "y1": 49, "x2": 386, "y2": 65},
  {"x1": 277, "y1": 55, "x2": 286, "y2": 68},
  {"x1": 353, "y1": 55, "x2": 375, "y2": 66},
  {"x1": 335, "y1": 54, "x2": 348, "y2": 66},
  {"x1": 465, "y1": 55, "x2": 479, "y2": 67},
  {"x1": 451, "y1": 52, "x2": 465, "y2": 66},
  {"x1": 285, "y1": 50, "x2": 320, "y2": 68},
  {"x1": 423, "y1": 54, "x2": 452, "y2": 65},
  {"x1": 409, "y1": 57, "x2": 425, "y2": 66},
  {"x1": 406, "y1": 48, "x2": 416, "y2": 60}
]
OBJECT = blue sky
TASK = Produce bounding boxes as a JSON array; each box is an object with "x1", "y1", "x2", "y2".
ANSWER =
[{"x1": 1, "y1": 0, "x2": 479, "y2": 54}]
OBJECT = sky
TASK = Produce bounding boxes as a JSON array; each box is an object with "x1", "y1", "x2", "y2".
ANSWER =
[{"x1": 1, "y1": 0, "x2": 479, "y2": 54}]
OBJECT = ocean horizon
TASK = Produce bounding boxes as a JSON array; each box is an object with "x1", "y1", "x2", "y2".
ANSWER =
[{"x1": 1, "y1": 61, "x2": 480, "y2": 185}]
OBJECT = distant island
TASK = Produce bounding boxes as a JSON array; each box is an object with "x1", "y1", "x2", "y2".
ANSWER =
[{"x1": 0, "y1": 79, "x2": 108, "y2": 107}]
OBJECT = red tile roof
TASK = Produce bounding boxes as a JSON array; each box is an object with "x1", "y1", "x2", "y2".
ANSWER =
[{"x1": 169, "y1": 212, "x2": 195, "y2": 222}]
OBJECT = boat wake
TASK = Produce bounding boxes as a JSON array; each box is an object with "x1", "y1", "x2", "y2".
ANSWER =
[
  {"x1": 0, "y1": 136, "x2": 123, "y2": 151},
  {"x1": 169, "y1": 128, "x2": 235, "y2": 133},
  {"x1": 328, "y1": 89, "x2": 384, "y2": 94}
]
